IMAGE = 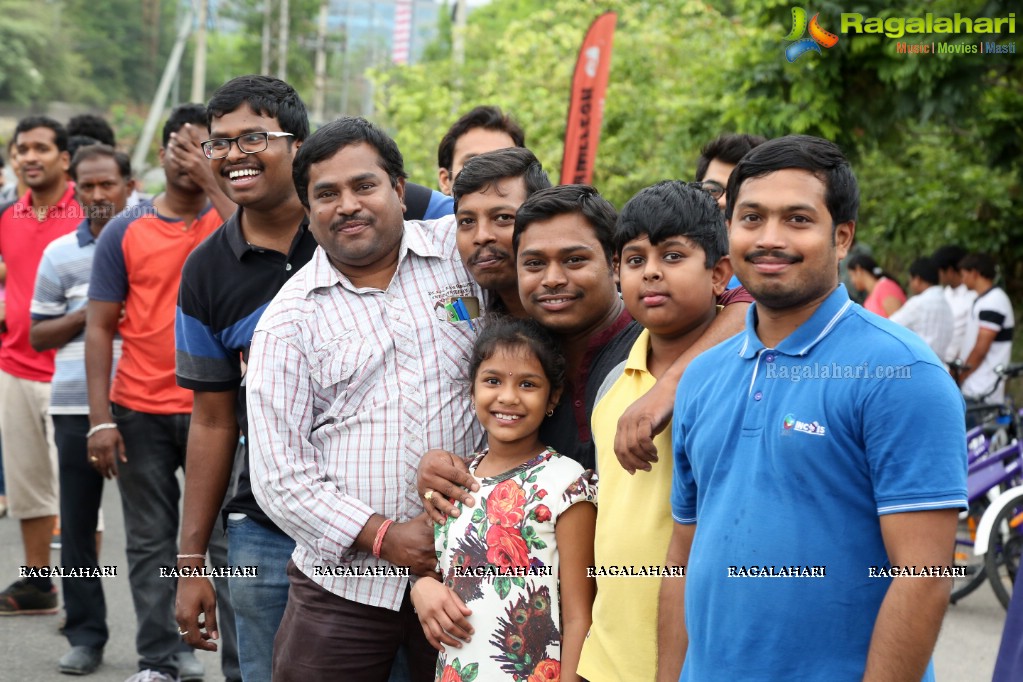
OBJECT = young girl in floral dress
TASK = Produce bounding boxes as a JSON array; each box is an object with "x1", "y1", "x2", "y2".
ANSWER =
[{"x1": 411, "y1": 316, "x2": 597, "y2": 682}]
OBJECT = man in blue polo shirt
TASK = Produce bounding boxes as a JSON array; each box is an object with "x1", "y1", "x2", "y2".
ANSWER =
[{"x1": 657, "y1": 135, "x2": 967, "y2": 682}]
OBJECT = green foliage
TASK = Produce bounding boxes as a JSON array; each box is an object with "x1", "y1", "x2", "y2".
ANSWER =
[{"x1": 370, "y1": 0, "x2": 1022, "y2": 298}]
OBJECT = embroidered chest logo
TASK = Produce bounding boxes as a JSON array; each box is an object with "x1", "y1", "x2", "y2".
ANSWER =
[{"x1": 782, "y1": 413, "x2": 827, "y2": 437}]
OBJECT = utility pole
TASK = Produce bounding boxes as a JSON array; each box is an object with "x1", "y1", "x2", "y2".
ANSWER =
[
  {"x1": 133, "y1": 3, "x2": 194, "y2": 175},
  {"x1": 190, "y1": 0, "x2": 208, "y2": 102},
  {"x1": 312, "y1": 0, "x2": 329, "y2": 123},
  {"x1": 451, "y1": 0, "x2": 467, "y2": 110},
  {"x1": 278, "y1": 0, "x2": 290, "y2": 81},
  {"x1": 261, "y1": 0, "x2": 272, "y2": 75}
]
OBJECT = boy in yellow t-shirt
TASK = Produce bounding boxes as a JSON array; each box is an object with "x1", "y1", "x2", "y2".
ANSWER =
[{"x1": 578, "y1": 180, "x2": 730, "y2": 681}]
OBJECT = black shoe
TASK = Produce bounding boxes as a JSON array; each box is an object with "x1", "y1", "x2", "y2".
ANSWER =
[
  {"x1": 0, "y1": 578, "x2": 59, "y2": 615},
  {"x1": 59, "y1": 646, "x2": 103, "y2": 675}
]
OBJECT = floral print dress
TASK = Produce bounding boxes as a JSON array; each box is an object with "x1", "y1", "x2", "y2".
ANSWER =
[{"x1": 433, "y1": 447, "x2": 597, "y2": 682}]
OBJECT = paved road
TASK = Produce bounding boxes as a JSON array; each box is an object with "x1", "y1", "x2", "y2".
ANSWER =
[
  {"x1": 0, "y1": 479, "x2": 1009, "y2": 681},
  {"x1": 0, "y1": 476, "x2": 227, "y2": 682}
]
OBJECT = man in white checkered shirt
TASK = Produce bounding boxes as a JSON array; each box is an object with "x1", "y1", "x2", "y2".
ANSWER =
[{"x1": 246, "y1": 117, "x2": 485, "y2": 682}]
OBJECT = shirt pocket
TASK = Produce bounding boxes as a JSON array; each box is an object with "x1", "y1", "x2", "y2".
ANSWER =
[
  {"x1": 434, "y1": 318, "x2": 476, "y2": 384},
  {"x1": 308, "y1": 332, "x2": 374, "y2": 427}
]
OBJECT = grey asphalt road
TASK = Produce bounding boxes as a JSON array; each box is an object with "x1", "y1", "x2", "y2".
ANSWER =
[
  {"x1": 0, "y1": 478, "x2": 1009, "y2": 681},
  {"x1": 0, "y1": 476, "x2": 227, "y2": 682}
]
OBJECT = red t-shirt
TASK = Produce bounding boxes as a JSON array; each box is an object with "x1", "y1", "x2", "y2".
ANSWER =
[{"x1": 0, "y1": 185, "x2": 83, "y2": 381}]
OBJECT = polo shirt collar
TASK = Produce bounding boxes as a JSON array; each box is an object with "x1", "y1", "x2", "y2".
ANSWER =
[
  {"x1": 223, "y1": 209, "x2": 249, "y2": 260},
  {"x1": 75, "y1": 219, "x2": 96, "y2": 247},
  {"x1": 738, "y1": 284, "x2": 854, "y2": 359},
  {"x1": 22, "y1": 183, "x2": 79, "y2": 214},
  {"x1": 224, "y1": 207, "x2": 310, "y2": 262},
  {"x1": 624, "y1": 327, "x2": 653, "y2": 376}
]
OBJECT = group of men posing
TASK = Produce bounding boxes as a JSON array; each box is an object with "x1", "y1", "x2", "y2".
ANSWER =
[{"x1": 0, "y1": 74, "x2": 967, "y2": 682}]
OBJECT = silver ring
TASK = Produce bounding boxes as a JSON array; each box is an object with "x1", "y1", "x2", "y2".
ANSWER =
[
  {"x1": 89, "y1": 456, "x2": 99, "y2": 463},
  {"x1": 178, "y1": 628, "x2": 188, "y2": 636}
]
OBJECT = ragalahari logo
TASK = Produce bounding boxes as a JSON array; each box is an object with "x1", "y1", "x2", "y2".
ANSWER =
[{"x1": 785, "y1": 7, "x2": 839, "y2": 62}]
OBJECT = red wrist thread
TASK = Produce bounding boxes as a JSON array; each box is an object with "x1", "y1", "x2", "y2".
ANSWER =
[{"x1": 372, "y1": 519, "x2": 394, "y2": 559}]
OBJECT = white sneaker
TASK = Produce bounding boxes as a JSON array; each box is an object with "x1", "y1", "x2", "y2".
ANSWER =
[{"x1": 125, "y1": 670, "x2": 178, "y2": 682}]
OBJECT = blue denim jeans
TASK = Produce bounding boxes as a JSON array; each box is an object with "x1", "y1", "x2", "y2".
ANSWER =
[
  {"x1": 226, "y1": 515, "x2": 294, "y2": 682},
  {"x1": 113, "y1": 404, "x2": 239, "y2": 679}
]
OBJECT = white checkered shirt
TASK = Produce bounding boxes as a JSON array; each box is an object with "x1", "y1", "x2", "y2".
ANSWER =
[{"x1": 247, "y1": 217, "x2": 486, "y2": 609}]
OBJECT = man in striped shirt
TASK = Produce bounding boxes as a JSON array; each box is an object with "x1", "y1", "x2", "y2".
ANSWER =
[
  {"x1": 247, "y1": 117, "x2": 484, "y2": 682},
  {"x1": 30, "y1": 144, "x2": 131, "y2": 675}
]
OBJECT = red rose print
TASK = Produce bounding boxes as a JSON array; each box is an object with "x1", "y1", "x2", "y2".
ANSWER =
[
  {"x1": 487, "y1": 479, "x2": 527, "y2": 526},
  {"x1": 527, "y1": 658, "x2": 560, "y2": 681},
  {"x1": 486, "y1": 524, "x2": 530, "y2": 569},
  {"x1": 533, "y1": 504, "x2": 551, "y2": 523},
  {"x1": 440, "y1": 665, "x2": 462, "y2": 682}
]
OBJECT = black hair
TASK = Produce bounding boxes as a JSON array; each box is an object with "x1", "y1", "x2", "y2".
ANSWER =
[
  {"x1": 513, "y1": 184, "x2": 617, "y2": 264},
  {"x1": 292, "y1": 116, "x2": 407, "y2": 209},
  {"x1": 15, "y1": 116, "x2": 69, "y2": 152},
  {"x1": 207, "y1": 75, "x2": 309, "y2": 142},
  {"x1": 695, "y1": 133, "x2": 767, "y2": 181},
  {"x1": 726, "y1": 134, "x2": 859, "y2": 228},
  {"x1": 452, "y1": 147, "x2": 551, "y2": 210},
  {"x1": 468, "y1": 315, "x2": 565, "y2": 398},
  {"x1": 615, "y1": 180, "x2": 727, "y2": 267},
  {"x1": 959, "y1": 253, "x2": 997, "y2": 281},
  {"x1": 437, "y1": 105, "x2": 526, "y2": 171},
  {"x1": 162, "y1": 103, "x2": 209, "y2": 147},
  {"x1": 846, "y1": 254, "x2": 904, "y2": 294},
  {"x1": 67, "y1": 135, "x2": 100, "y2": 162},
  {"x1": 69, "y1": 144, "x2": 131, "y2": 181},
  {"x1": 931, "y1": 245, "x2": 968, "y2": 272},
  {"x1": 908, "y1": 257, "x2": 940, "y2": 286},
  {"x1": 67, "y1": 114, "x2": 116, "y2": 147}
]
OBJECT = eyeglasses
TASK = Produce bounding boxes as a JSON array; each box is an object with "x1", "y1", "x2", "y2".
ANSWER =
[
  {"x1": 691, "y1": 180, "x2": 726, "y2": 200},
  {"x1": 201, "y1": 132, "x2": 295, "y2": 160}
]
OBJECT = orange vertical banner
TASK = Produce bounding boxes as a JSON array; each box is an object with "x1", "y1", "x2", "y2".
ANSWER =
[{"x1": 560, "y1": 11, "x2": 617, "y2": 186}]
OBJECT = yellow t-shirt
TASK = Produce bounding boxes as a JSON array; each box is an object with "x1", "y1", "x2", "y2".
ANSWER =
[{"x1": 577, "y1": 329, "x2": 675, "y2": 682}]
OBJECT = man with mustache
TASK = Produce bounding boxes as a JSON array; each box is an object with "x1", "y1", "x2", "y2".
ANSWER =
[
  {"x1": 0, "y1": 116, "x2": 81, "y2": 617},
  {"x1": 657, "y1": 135, "x2": 966, "y2": 682},
  {"x1": 85, "y1": 104, "x2": 237, "y2": 682},
  {"x1": 246, "y1": 116, "x2": 484, "y2": 681},
  {"x1": 420, "y1": 170, "x2": 752, "y2": 513},
  {"x1": 28, "y1": 144, "x2": 132, "y2": 675}
]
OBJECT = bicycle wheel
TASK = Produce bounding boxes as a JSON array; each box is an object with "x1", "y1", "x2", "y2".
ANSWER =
[
  {"x1": 984, "y1": 490, "x2": 1023, "y2": 609},
  {"x1": 951, "y1": 498, "x2": 990, "y2": 603}
]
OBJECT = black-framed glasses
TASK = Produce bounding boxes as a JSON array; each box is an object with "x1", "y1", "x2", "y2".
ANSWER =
[
  {"x1": 691, "y1": 180, "x2": 726, "y2": 200},
  {"x1": 201, "y1": 132, "x2": 295, "y2": 160}
]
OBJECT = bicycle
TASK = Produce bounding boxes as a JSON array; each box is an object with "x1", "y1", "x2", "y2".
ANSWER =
[
  {"x1": 976, "y1": 483, "x2": 1023, "y2": 608},
  {"x1": 950, "y1": 363, "x2": 1023, "y2": 604}
]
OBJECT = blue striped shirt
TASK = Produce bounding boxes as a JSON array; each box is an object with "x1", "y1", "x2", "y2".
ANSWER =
[{"x1": 30, "y1": 220, "x2": 120, "y2": 414}]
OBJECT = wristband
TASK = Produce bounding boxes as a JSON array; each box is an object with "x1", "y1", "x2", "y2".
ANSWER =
[
  {"x1": 87, "y1": 423, "x2": 118, "y2": 438},
  {"x1": 176, "y1": 554, "x2": 206, "y2": 560},
  {"x1": 372, "y1": 519, "x2": 394, "y2": 559}
]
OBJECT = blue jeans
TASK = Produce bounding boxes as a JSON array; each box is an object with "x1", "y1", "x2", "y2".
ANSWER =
[
  {"x1": 226, "y1": 515, "x2": 293, "y2": 682},
  {"x1": 113, "y1": 404, "x2": 239, "y2": 679}
]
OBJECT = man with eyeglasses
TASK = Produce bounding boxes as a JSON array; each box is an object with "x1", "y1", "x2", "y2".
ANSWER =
[
  {"x1": 173, "y1": 75, "x2": 318, "y2": 682},
  {"x1": 695, "y1": 133, "x2": 767, "y2": 213},
  {"x1": 85, "y1": 104, "x2": 238, "y2": 682}
]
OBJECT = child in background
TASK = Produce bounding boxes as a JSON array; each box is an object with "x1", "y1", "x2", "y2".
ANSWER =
[
  {"x1": 578, "y1": 180, "x2": 730, "y2": 682},
  {"x1": 411, "y1": 315, "x2": 597, "y2": 682}
]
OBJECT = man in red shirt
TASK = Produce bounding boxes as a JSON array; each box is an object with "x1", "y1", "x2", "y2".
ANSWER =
[{"x1": 0, "y1": 116, "x2": 82, "y2": 614}]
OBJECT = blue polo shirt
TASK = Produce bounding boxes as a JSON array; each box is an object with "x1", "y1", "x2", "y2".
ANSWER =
[{"x1": 671, "y1": 284, "x2": 966, "y2": 681}]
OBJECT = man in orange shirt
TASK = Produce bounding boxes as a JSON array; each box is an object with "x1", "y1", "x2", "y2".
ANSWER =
[{"x1": 84, "y1": 104, "x2": 237, "y2": 682}]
